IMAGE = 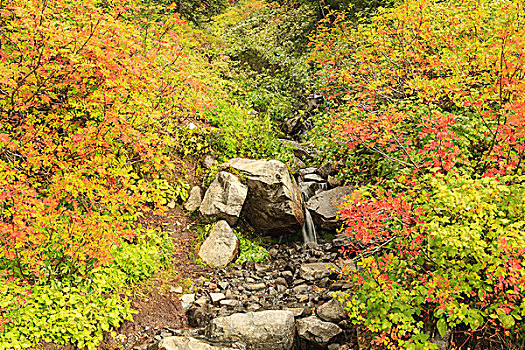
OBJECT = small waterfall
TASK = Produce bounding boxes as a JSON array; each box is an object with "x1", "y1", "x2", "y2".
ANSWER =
[
  {"x1": 302, "y1": 207, "x2": 318, "y2": 247},
  {"x1": 300, "y1": 191, "x2": 318, "y2": 246}
]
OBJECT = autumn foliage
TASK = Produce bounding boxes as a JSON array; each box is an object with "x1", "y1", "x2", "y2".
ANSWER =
[
  {"x1": 311, "y1": 0, "x2": 525, "y2": 348},
  {"x1": 0, "y1": 0, "x2": 203, "y2": 283}
]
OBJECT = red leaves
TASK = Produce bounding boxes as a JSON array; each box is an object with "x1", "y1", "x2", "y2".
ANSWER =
[
  {"x1": 311, "y1": 0, "x2": 525, "y2": 181},
  {"x1": 341, "y1": 189, "x2": 416, "y2": 253}
]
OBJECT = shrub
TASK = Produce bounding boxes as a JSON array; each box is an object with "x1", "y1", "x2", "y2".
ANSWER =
[
  {"x1": 207, "y1": 0, "x2": 317, "y2": 123},
  {"x1": 0, "y1": 0, "x2": 205, "y2": 347},
  {"x1": 0, "y1": 228, "x2": 173, "y2": 349},
  {"x1": 310, "y1": 0, "x2": 525, "y2": 347},
  {"x1": 0, "y1": 280, "x2": 134, "y2": 350},
  {"x1": 234, "y1": 232, "x2": 270, "y2": 264},
  {"x1": 338, "y1": 174, "x2": 525, "y2": 348},
  {"x1": 0, "y1": 0, "x2": 202, "y2": 282},
  {"x1": 310, "y1": 0, "x2": 525, "y2": 181}
]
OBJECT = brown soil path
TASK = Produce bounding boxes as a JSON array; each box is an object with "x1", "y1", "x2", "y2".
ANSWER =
[{"x1": 99, "y1": 206, "x2": 212, "y2": 350}]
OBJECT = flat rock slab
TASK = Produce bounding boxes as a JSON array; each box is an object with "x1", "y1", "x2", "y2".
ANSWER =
[
  {"x1": 158, "y1": 336, "x2": 236, "y2": 350},
  {"x1": 303, "y1": 173, "x2": 325, "y2": 182},
  {"x1": 296, "y1": 316, "x2": 343, "y2": 346},
  {"x1": 299, "y1": 262, "x2": 332, "y2": 281},
  {"x1": 306, "y1": 186, "x2": 353, "y2": 231},
  {"x1": 200, "y1": 172, "x2": 248, "y2": 225},
  {"x1": 206, "y1": 310, "x2": 295, "y2": 350},
  {"x1": 180, "y1": 294, "x2": 196, "y2": 312},
  {"x1": 225, "y1": 158, "x2": 304, "y2": 235},
  {"x1": 199, "y1": 220, "x2": 239, "y2": 267}
]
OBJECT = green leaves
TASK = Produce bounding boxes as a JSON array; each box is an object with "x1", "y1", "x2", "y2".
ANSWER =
[
  {"x1": 321, "y1": 0, "x2": 525, "y2": 346},
  {"x1": 339, "y1": 173, "x2": 525, "y2": 348},
  {"x1": 234, "y1": 233, "x2": 270, "y2": 265},
  {"x1": 436, "y1": 319, "x2": 447, "y2": 338},
  {"x1": 0, "y1": 280, "x2": 134, "y2": 349}
]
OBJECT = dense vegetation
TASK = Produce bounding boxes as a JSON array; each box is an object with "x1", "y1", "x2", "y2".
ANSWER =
[
  {"x1": 1, "y1": 0, "x2": 524, "y2": 349},
  {"x1": 309, "y1": 0, "x2": 525, "y2": 348},
  {"x1": 0, "y1": 0, "x2": 204, "y2": 347}
]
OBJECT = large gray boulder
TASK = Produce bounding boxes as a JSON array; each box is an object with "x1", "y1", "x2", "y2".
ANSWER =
[
  {"x1": 200, "y1": 172, "x2": 248, "y2": 225},
  {"x1": 225, "y1": 158, "x2": 304, "y2": 235},
  {"x1": 198, "y1": 221, "x2": 239, "y2": 267},
  {"x1": 206, "y1": 310, "x2": 295, "y2": 350},
  {"x1": 306, "y1": 186, "x2": 353, "y2": 231},
  {"x1": 296, "y1": 316, "x2": 343, "y2": 347},
  {"x1": 158, "y1": 336, "x2": 235, "y2": 350}
]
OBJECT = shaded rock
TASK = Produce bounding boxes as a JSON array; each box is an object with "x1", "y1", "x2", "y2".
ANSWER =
[
  {"x1": 225, "y1": 158, "x2": 304, "y2": 235},
  {"x1": 282, "y1": 117, "x2": 304, "y2": 136},
  {"x1": 200, "y1": 172, "x2": 248, "y2": 225},
  {"x1": 296, "y1": 316, "x2": 342, "y2": 347},
  {"x1": 186, "y1": 306, "x2": 213, "y2": 328},
  {"x1": 316, "y1": 298, "x2": 347, "y2": 323},
  {"x1": 199, "y1": 221, "x2": 239, "y2": 267},
  {"x1": 281, "y1": 270, "x2": 294, "y2": 284},
  {"x1": 298, "y1": 182, "x2": 319, "y2": 199},
  {"x1": 275, "y1": 277, "x2": 288, "y2": 287},
  {"x1": 306, "y1": 187, "x2": 353, "y2": 231},
  {"x1": 327, "y1": 176, "x2": 343, "y2": 188},
  {"x1": 317, "y1": 161, "x2": 337, "y2": 178},
  {"x1": 206, "y1": 310, "x2": 295, "y2": 350},
  {"x1": 299, "y1": 263, "x2": 332, "y2": 281},
  {"x1": 158, "y1": 336, "x2": 234, "y2": 350},
  {"x1": 429, "y1": 330, "x2": 451, "y2": 350},
  {"x1": 184, "y1": 186, "x2": 202, "y2": 212}
]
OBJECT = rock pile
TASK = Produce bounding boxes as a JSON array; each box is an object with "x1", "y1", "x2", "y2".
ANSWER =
[
  {"x1": 147, "y1": 157, "x2": 362, "y2": 350},
  {"x1": 142, "y1": 243, "x2": 356, "y2": 350}
]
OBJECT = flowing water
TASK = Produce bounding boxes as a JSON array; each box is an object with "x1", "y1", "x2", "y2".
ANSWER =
[
  {"x1": 302, "y1": 208, "x2": 318, "y2": 246},
  {"x1": 300, "y1": 190, "x2": 318, "y2": 246}
]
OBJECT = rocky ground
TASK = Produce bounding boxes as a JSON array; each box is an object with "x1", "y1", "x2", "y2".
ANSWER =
[
  {"x1": 112, "y1": 155, "x2": 364, "y2": 350},
  {"x1": 125, "y1": 239, "x2": 359, "y2": 350},
  {"x1": 75, "y1": 137, "x2": 364, "y2": 350}
]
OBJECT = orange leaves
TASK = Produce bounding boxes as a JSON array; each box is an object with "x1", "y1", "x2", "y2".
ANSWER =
[{"x1": 0, "y1": 0, "x2": 208, "y2": 282}]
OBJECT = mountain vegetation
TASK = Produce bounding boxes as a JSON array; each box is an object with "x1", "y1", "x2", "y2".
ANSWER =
[{"x1": 1, "y1": 0, "x2": 524, "y2": 349}]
